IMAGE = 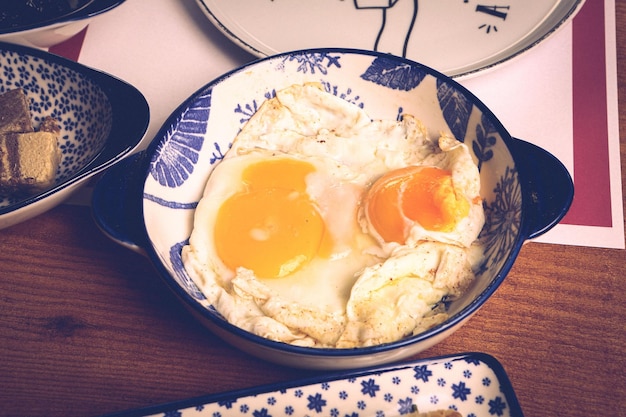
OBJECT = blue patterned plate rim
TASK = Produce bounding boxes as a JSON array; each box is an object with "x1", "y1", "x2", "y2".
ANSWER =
[
  {"x1": 0, "y1": 40, "x2": 149, "y2": 216},
  {"x1": 99, "y1": 352, "x2": 524, "y2": 417}
]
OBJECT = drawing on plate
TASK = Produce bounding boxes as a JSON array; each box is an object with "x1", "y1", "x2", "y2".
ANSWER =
[{"x1": 354, "y1": 0, "x2": 418, "y2": 58}]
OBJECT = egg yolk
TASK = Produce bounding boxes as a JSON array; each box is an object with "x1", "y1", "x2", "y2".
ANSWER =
[
  {"x1": 214, "y1": 158, "x2": 330, "y2": 278},
  {"x1": 366, "y1": 166, "x2": 470, "y2": 244}
]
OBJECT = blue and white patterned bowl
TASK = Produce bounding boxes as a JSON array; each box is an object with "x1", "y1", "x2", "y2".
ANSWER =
[
  {"x1": 104, "y1": 353, "x2": 524, "y2": 417},
  {"x1": 0, "y1": 0, "x2": 126, "y2": 48},
  {"x1": 0, "y1": 41, "x2": 149, "y2": 229},
  {"x1": 92, "y1": 49, "x2": 573, "y2": 370}
]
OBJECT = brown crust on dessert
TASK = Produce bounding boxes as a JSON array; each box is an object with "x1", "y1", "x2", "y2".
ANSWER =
[
  {"x1": 0, "y1": 88, "x2": 34, "y2": 134},
  {"x1": 39, "y1": 116, "x2": 61, "y2": 134},
  {"x1": 1, "y1": 133, "x2": 20, "y2": 188}
]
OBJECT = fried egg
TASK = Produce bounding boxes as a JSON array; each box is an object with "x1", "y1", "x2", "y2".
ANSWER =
[{"x1": 182, "y1": 83, "x2": 484, "y2": 348}]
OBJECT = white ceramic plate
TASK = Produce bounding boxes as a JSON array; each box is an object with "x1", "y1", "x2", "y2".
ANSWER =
[
  {"x1": 103, "y1": 353, "x2": 524, "y2": 417},
  {"x1": 196, "y1": 0, "x2": 585, "y2": 78}
]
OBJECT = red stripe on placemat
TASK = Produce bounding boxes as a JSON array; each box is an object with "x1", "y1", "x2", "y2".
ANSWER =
[
  {"x1": 563, "y1": 0, "x2": 612, "y2": 226},
  {"x1": 48, "y1": 26, "x2": 88, "y2": 61}
]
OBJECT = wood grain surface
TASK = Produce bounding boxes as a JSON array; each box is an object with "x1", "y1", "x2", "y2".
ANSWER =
[{"x1": 1, "y1": 4, "x2": 625, "y2": 417}]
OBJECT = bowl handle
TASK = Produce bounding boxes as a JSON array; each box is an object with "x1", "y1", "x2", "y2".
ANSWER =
[
  {"x1": 91, "y1": 151, "x2": 150, "y2": 256},
  {"x1": 510, "y1": 138, "x2": 574, "y2": 240}
]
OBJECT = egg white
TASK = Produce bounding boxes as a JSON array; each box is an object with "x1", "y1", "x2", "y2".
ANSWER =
[{"x1": 182, "y1": 83, "x2": 484, "y2": 348}]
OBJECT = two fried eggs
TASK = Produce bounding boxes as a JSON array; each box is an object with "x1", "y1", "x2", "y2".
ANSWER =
[{"x1": 182, "y1": 83, "x2": 484, "y2": 348}]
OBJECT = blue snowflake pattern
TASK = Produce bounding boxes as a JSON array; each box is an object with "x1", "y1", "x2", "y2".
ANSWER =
[
  {"x1": 430, "y1": 395, "x2": 439, "y2": 405},
  {"x1": 463, "y1": 370, "x2": 473, "y2": 379},
  {"x1": 384, "y1": 393, "x2": 393, "y2": 402},
  {"x1": 233, "y1": 90, "x2": 274, "y2": 124},
  {"x1": 413, "y1": 365, "x2": 433, "y2": 382},
  {"x1": 339, "y1": 391, "x2": 348, "y2": 400},
  {"x1": 361, "y1": 379, "x2": 380, "y2": 397},
  {"x1": 483, "y1": 377, "x2": 492, "y2": 387},
  {"x1": 218, "y1": 399, "x2": 237, "y2": 409},
  {"x1": 281, "y1": 52, "x2": 342, "y2": 74},
  {"x1": 285, "y1": 405, "x2": 293, "y2": 415},
  {"x1": 357, "y1": 400, "x2": 366, "y2": 410},
  {"x1": 252, "y1": 408, "x2": 271, "y2": 417},
  {"x1": 397, "y1": 397, "x2": 415, "y2": 415},
  {"x1": 307, "y1": 393, "x2": 327, "y2": 412},
  {"x1": 322, "y1": 382, "x2": 331, "y2": 390},
  {"x1": 451, "y1": 381, "x2": 471, "y2": 401},
  {"x1": 392, "y1": 376, "x2": 401, "y2": 385},
  {"x1": 240, "y1": 404, "x2": 249, "y2": 413},
  {"x1": 267, "y1": 397, "x2": 276, "y2": 406},
  {"x1": 476, "y1": 395, "x2": 485, "y2": 405},
  {"x1": 444, "y1": 362, "x2": 453, "y2": 370},
  {"x1": 330, "y1": 407, "x2": 339, "y2": 417},
  {"x1": 210, "y1": 141, "x2": 229, "y2": 165},
  {"x1": 294, "y1": 389, "x2": 303, "y2": 398},
  {"x1": 488, "y1": 397, "x2": 507, "y2": 416}
]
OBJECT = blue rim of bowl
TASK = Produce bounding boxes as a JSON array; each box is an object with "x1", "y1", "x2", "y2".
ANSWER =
[
  {"x1": 138, "y1": 47, "x2": 530, "y2": 359},
  {"x1": 0, "y1": 0, "x2": 126, "y2": 35},
  {"x1": 0, "y1": 40, "x2": 149, "y2": 217}
]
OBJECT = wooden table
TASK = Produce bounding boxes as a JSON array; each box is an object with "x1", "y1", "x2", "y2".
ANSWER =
[{"x1": 2, "y1": 5, "x2": 625, "y2": 417}]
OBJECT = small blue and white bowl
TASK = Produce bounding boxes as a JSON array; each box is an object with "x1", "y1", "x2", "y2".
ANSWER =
[
  {"x1": 0, "y1": 41, "x2": 149, "y2": 229},
  {"x1": 0, "y1": 0, "x2": 125, "y2": 48},
  {"x1": 92, "y1": 49, "x2": 573, "y2": 370}
]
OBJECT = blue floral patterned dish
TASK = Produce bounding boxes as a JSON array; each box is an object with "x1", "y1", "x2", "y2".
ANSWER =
[
  {"x1": 102, "y1": 353, "x2": 524, "y2": 417},
  {"x1": 92, "y1": 48, "x2": 573, "y2": 370},
  {"x1": 0, "y1": 41, "x2": 148, "y2": 229}
]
